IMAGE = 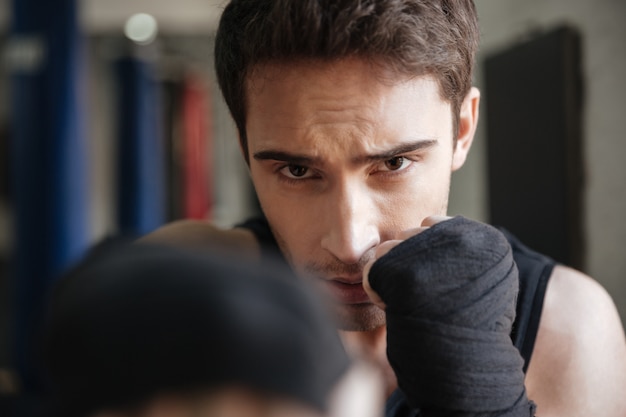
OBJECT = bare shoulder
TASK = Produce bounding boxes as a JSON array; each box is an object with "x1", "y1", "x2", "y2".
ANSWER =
[
  {"x1": 137, "y1": 220, "x2": 261, "y2": 259},
  {"x1": 526, "y1": 265, "x2": 626, "y2": 416}
]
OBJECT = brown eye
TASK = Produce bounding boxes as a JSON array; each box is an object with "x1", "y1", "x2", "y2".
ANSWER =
[
  {"x1": 287, "y1": 165, "x2": 308, "y2": 177},
  {"x1": 384, "y1": 157, "x2": 405, "y2": 171}
]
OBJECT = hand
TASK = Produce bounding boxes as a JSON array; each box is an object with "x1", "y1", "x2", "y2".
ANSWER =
[
  {"x1": 361, "y1": 216, "x2": 535, "y2": 415},
  {"x1": 362, "y1": 215, "x2": 452, "y2": 310}
]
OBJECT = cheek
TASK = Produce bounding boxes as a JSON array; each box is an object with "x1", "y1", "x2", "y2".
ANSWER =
[
  {"x1": 377, "y1": 172, "x2": 451, "y2": 231},
  {"x1": 253, "y1": 180, "x2": 321, "y2": 258}
]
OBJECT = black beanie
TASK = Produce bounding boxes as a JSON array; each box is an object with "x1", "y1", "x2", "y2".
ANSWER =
[{"x1": 43, "y1": 242, "x2": 350, "y2": 417}]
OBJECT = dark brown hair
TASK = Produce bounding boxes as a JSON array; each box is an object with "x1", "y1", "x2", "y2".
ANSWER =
[{"x1": 215, "y1": 0, "x2": 479, "y2": 161}]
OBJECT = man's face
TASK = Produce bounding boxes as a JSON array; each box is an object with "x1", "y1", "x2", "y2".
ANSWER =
[{"x1": 246, "y1": 58, "x2": 473, "y2": 331}]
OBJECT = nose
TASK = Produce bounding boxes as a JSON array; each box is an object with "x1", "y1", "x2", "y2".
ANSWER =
[{"x1": 320, "y1": 181, "x2": 380, "y2": 265}]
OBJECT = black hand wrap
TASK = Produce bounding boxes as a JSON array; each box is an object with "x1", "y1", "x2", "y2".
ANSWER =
[{"x1": 369, "y1": 217, "x2": 536, "y2": 417}]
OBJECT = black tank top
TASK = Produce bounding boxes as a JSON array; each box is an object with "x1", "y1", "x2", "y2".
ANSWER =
[{"x1": 237, "y1": 217, "x2": 554, "y2": 417}]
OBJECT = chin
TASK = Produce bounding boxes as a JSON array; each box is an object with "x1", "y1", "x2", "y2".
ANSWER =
[{"x1": 334, "y1": 303, "x2": 386, "y2": 332}]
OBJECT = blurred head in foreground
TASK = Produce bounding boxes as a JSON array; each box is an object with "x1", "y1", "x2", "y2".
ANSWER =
[{"x1": 43, "y1": 243, "x2": 382, "y2": 417}]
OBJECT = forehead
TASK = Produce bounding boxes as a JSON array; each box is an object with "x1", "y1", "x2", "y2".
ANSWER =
[
  {"x1": 247, "y1": 57, "x2": 399, "y2": 88},
  {"x1": 244, "y1": 58, "x2": 452, "y2": 155},
  {"x1": 245, "y1": 58, "x2": 439, "y2": 105}
]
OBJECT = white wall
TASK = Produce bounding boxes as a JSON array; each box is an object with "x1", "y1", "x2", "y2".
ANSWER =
[
  {"x1": 450, "y1": 0, "x2": 626, "y2": 325},
  {"x1": 80, "y1": 0, "x2": 221, "y2": 34}
]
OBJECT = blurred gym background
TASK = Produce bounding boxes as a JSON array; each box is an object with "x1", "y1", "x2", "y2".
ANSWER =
[{"x1": 0, "y1": 0, "x2": 624, "y2": 414}]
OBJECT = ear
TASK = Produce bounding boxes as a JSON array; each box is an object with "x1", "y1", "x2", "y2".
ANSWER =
[{"x1": 451, "y1": 87, "x2": 480, "y2": 171}]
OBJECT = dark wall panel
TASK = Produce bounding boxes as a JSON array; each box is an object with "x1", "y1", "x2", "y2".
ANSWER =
[{"x1": 485, "y1": 26, "x2": 584, "y2": 269}]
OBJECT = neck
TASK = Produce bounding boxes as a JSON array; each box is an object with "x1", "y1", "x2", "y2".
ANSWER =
[{"x1": 339, "y1": 326, "x2": 398, "y2": 398}]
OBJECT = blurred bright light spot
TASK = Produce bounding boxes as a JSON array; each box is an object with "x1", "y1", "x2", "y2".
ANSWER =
[
  {"x1": 124, "y1": 13, "x2": 158, "y2": 45},
  {"x1": 4, "y1": 36, "x2": 45, "y2": 73}
]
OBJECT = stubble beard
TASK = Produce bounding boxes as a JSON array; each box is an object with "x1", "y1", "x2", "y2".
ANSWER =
[
  {"x1": 270, "y1": 227, "x2": 386, "y2": 332},
  {"x1": 266, "y1": 184, "x2": 451, "y2": 332},
  {"x1": 332, "y1": 302, "x2": 386, "y2": 332}
]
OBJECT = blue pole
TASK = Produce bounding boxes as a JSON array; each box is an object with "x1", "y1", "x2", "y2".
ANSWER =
[
  {"x1": 9, "y1": 0, "x2": 89, "y2": 403},
  {"x1": 116, "y1": 53, "x2": 166, "y2": 236}
]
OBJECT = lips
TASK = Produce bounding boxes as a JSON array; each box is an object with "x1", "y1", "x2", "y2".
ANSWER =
[{"x1": 323, "y1": 278, "x2": 372, "y2": 305}]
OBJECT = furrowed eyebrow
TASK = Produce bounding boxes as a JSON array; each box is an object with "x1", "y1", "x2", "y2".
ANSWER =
[
  {"x1": 253, "y1": 150, "x2": 317, "y2": 165},
  {"x1": 355, "y1": 139, "x2": 438, "y2": 164},
  {"x1": 252, "y1": 139, "x2": 438, "y2": 166}
]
